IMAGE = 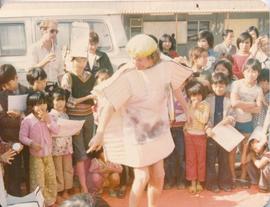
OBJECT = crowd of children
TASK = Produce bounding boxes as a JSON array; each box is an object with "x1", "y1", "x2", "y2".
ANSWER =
[{"x1": 0, "y1": 22, "x2": 269, "y2": 207}]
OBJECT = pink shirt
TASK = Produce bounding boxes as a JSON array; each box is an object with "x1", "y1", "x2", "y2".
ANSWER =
[
  {"x1": 19, "y1": 113, "x2": 59, "y2": 157},
  {"x1": 232, "y1": 54, "x2": 249, "y2": 79}
]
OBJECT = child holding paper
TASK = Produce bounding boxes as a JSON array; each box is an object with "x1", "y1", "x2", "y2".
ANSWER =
[
  {"x1": 230, "y1": 58, "x2": 263, "y2": 188},
  {"x1": 184, "y1": 80, "x2": 210, "y2": 194},
  {"x1": 49, "y1": 88, "x2": 73, "y2": 203},
  {"x1": 205, "y1": 73, "x2": 234, "y2": 192},
  {"x1": 19, "y1": 91, "x2": 58, "y2": 207},
  {"x1": 0, "y1": 64, "x2": 28, "y2": 196}
]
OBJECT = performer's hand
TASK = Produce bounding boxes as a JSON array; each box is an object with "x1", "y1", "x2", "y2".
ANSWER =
[
  {"x1": 0, "y1": 149, "x2": 16, "y2": 164},
  {"x1": 87, "y1": 132, "x2": 104, "y2": 153}
]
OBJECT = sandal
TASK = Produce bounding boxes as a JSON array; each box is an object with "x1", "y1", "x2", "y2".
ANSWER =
[
  {"x1": 196, "y1": 183, "x2": 203, "y2": 193},
  {"x1": 189, "y1": 185, "x2": 197, "y2": 194}
]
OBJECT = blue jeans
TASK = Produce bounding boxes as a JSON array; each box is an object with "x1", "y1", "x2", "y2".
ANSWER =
[{"x1": 164, "y1": 127, "x2": 185, "y2": 186}]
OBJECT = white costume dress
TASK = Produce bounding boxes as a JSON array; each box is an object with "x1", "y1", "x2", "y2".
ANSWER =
[{"x1": 93, "y1": 60, "x2": 191, "y2": 168}]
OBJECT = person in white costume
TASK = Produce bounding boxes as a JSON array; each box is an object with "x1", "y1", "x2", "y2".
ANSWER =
[{"x1": 88, "y1": 34, "x2": 192, "y2": 207}]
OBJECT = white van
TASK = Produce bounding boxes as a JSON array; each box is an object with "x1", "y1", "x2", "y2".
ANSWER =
[{"x1": 0, "y1": 1, "x2": 129, "y2": 85}]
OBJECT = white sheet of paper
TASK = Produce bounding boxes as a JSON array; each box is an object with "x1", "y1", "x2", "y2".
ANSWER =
[
  {"x1": 212, "y1": 124, "x2": 245, "y2": 152},
  {"x1": 7, "y1": 187, "x2": 44, "y2": 207},
  {"x1": 52, "y1": 118, "x2": 85, "y2": 137},
  {"x1": 8, "y1": 94, "x2": 28, "y2": 112}
]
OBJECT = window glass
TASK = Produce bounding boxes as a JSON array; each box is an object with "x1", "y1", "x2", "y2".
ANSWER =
[
  {"x1": 87, "y1": 21, "x2": 112, "y2": 52},
  {"x1": 0, "y1": 23, "x2": 26, "y2": 56},
  {"x1": 188, "y1": 21, "x2": 210, "y2": 41}
]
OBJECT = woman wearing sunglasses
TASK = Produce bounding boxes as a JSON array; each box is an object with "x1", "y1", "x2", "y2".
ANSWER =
[{"x1": 28, "y1": 19, "x2": 64, "y2": 83}]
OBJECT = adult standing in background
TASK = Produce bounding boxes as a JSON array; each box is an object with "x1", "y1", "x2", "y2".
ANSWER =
[
  {"x1": 88, "y1": 34, "x2": 191, "y2": 207},
  {"x1": 214, "y1": 29, "x2": 237, "y2": 57},
  {"x1": 85, "y1": 32, "x2": 113, "y2": 76},
  {"x1": 28, "y1": 19, "x2": 64, "y2": 83}
]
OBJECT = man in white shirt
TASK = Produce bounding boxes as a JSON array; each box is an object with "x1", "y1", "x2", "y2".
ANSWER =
[{"x1": 214, "y1": 29, "x2": 237, "y2": 57}]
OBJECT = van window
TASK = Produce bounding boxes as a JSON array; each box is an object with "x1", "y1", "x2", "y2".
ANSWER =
[
  {"x1": 0, "y1": 23, "x2": 26, "y2": 56},
  {"x1": 36, "y1": 20, "x2": 112, "y2": 53},
  {"x1": 87, "y1": 21, "x2": 112, "y2": 52}
]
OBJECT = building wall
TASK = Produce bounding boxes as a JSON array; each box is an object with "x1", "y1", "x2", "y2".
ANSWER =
[{"x1": 124, "y1": 12, "x2": 269, "y2": 56}]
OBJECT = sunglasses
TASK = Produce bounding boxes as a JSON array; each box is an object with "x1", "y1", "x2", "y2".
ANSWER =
[{"x1": 49, "y1": 29, "x2": 58, "y2": 34}]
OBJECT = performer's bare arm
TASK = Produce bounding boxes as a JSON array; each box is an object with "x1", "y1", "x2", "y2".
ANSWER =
[{"x1": 87, "y1": 100, "x2": 115, "y2": 152}]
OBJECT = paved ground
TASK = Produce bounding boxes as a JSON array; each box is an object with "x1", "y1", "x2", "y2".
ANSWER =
[{"x1": 103, "y1": 185, "x2": 270, "y2": 207}]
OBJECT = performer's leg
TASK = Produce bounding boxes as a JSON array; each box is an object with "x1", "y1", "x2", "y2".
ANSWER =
[
  {"x1": 147, "y1": 160, "x2": 165, "y2": 207},
  {"x1": 129, "y1": 167, "x2": 149, "y2": 207}
]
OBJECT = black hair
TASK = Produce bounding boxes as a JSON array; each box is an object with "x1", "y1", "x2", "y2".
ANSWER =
[
  {"x1": 213, "y1": 59, "x2": 233, "y2": 81},
  {"x1": 185, "y1": 80, "x2": 207, "y2": 100},
  {"x1": 26, "y1": 67, "x2": 47, "y2": 85},
  {"x1": 59, "y1": 193, "x2": 110, "y2": 207},
  {"x1": 158, "y1": 33, "x2": 174, "y2": 52},
  {"x1": 258, "y1": 68, "x2": 270, "y2": 82},
  {"x1": 198, "y1": 30, "x2": 214, "y2": 48},
  {"x1": 0, "y1": 64, "x2": 17, "y2": 88},
  {"x1": 52, "y1": 87, "x2": 69, "y2": 102},
  {"x1": 211, "y1": 72, "x2": 229, "y2": 85},
  {"x1": 247, "y1": 26, "x2": 259, "y2": 39},
  {"x1": 222, "y1": 29, "x2": 233, "y2": 38},
  {"x1": 27, "y1": 91, "x2": 48, "y2": 111},
  {"x1": 243, "y1": 58, "x2": 262, "y2": 73},
  {"x1": 236, "y1": 32, "x2": 253, "y2": 49}
]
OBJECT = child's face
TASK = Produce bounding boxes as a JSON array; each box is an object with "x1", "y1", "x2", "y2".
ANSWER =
[
  {"x1": 243, "y1": 66, "x2": 259, "y2": 84},
  {"x1": 197, "y1": 38, "x2": 209, "y2": 50},
  {"x1": 33, "y1": 79, "x2": 47, "y2": 92},
  {"x1": 214, "y1": 64, "x2": 229, "y2": 77},
  {"x1": 2, "y1": 76, "x2": 18, "y2": 91},
  {"x1": 162, "y1": 39, "x2": 172, "y2": 51},
  {"x1": 33, "y1": 103, "x2": 47, "y2": 119},
  {"x1": 190, "y1": 94, "x2": 203, "y2": 103},
  {"x1": 53, "y1": 99, "x2": 66, "y2": 112},
  {"x1": 196, "y1": 51, "x2": 208, "y2": 68},
  {"x1": 259, "y1": 80, "x2": 270, "y2": 94},
  {"x1": 239, "y1": 39, "x2": 251, "y2": 53},
  {"x1": 97, "y1": 73, "x2": 110, "y2": 83},
  {"x1": 251, "y1": 140, "x2": 264, "y2": 154},
  {"x1": 211, "y1": 83, "x2": 227, "y2": 96},
  {"x1": 73, "y1": 57, "x2": 87, "y2": 70}
]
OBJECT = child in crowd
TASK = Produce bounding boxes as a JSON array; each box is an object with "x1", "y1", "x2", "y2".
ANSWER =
[
  {"x1": 189, "y1": 47, "x2": 211, "y2": 89},
  {"x1": 247, "y1": 132, "x2": 270, "y2": 192},
  {"x1": 87, "y1": 152, "x2": 122, "y2": 197},
  {"x1": 184, "y1": 80, "x2": 210, "y2": 194},
  {"x1": 212, "y1": 59, "x2": 235, "y2": 93},
  {"x1": 49, "y1": 88, "x2": 73, "y2": 203},
  {"x1": 0, "y1": 64, "x2": 28, "y2": 196},
  {"x1": 253, "y1": 69, "x2": 270, "y2": 127},
  {"x1": 158, "y1": 33, "x2": 179, "y2": 58},
  {"x1": 61, "y1": 53, "x2": 95, "y2": 194},
  {"x1": 230, "y1": 58, "x2": 263, "y2": 188},
  {"x1": 232, "y1": 32, "x2": 253, "y2": 79},
  {"x1": 205, "y1": 73, "x2": 234, "y2": 192},
  {"x1": 197, "y1": 30, "x2": 218, "y2": 71},
  {"x1": 26, "y1": 67, "x2": 47, "y2": 92},
  {"x1": 19, "y1": 92, "x2": 58, "y2": 207}
]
